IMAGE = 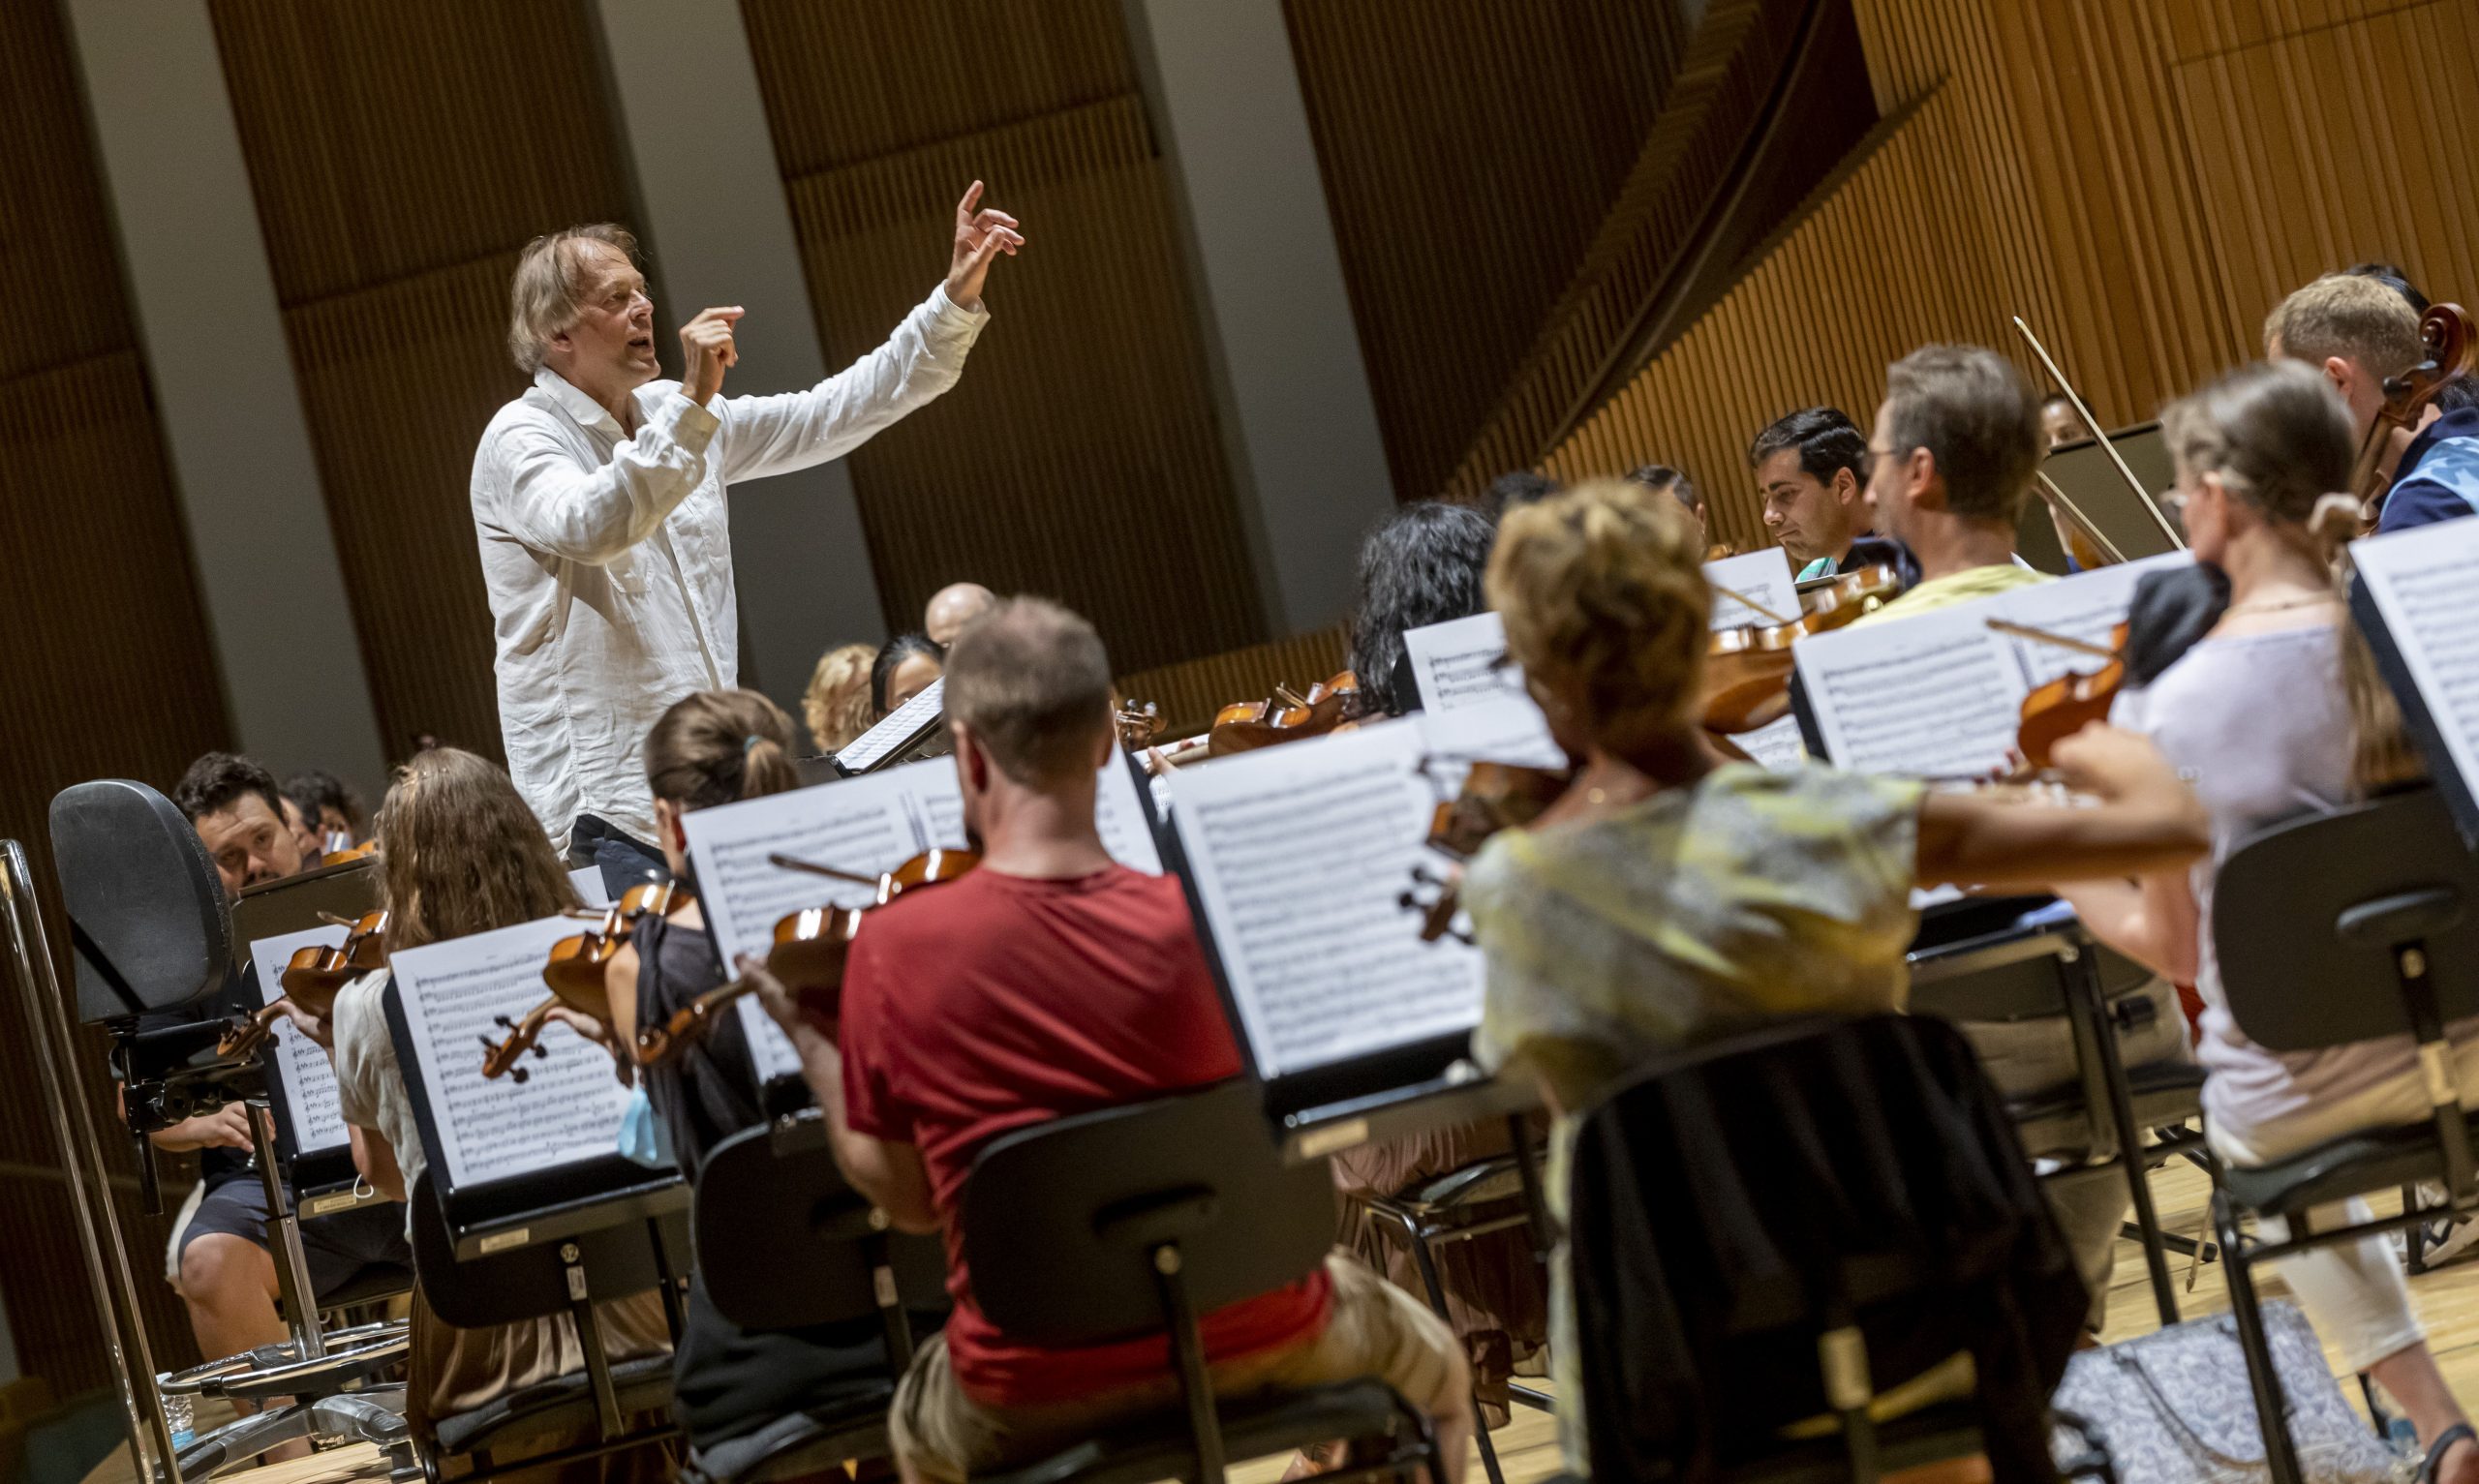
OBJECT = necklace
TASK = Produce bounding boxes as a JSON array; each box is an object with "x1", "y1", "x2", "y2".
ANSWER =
[{"x1": 2222, "y1": 592, "x2": 2337, "y2": 619}]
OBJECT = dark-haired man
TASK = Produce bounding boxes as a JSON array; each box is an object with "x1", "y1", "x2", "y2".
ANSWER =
[
  {"x1": 751, "y1": 598, "x2": 1472, "y2": 1483},
  {"x1": 284, "y1": 769, "x2": 367, "y2": 850},
  {"x1": 139, "y1": 753, "x2": 408, "y2": 1388},
  {"x1": 1750, "y1": 408, "x2": 1873, "y2": 578}
]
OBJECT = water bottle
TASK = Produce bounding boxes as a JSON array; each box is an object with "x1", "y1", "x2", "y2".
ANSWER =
[{"x1": 163, "y1": 1390, "x2": 194, "y2": 1449}]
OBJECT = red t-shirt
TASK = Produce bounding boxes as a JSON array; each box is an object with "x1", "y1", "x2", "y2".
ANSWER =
[{"x1": 838, "y1": 864, "x2": 1331, "y2": 1407}]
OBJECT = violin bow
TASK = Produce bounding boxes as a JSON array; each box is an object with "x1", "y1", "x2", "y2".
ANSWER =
[
  {"x1": 1709, "y1": 583, "x2": 1793, "y2": 626},
  {"x1": 2012, "y1": 316, "x2": 2186, "y2": 549},
  {"x1": 767, "y1": 854, "x2": 882, "y2": 886},
  {"x1": 2031, "y1": 470, "x2": 2128, "y2": 565},
  {"x1": 1985, "y1": 618, "x2": 2117, "y2": 660}
]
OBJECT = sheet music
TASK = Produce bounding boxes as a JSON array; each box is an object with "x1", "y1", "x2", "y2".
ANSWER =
[
  {"x1": 1167, "y1": 720, "x2": 1483, "y2": 1077},
  {"x1": 1737, "y1": 713, "x2": 1808, "y2": 772},
  {"x1": 1704, "y1": 548, "x2": 1801, "y2": 630},
  {"x1": 2354, "y1": 522, "x2": 2479, "y2": 799},
  {"x1": 1413, "y1": 690, "x2": 1564, "y2": 772},
  {"x1": 1992, "y1": 553, "x2": 2188, "y2": 687},
  {"x1": 1402, "y1": 612, "x2": 1524, "y2": 714},
  {"x1": 250, "y1": 926, "x2": 352, "y2": 1156},
  {"x1": 1796, "y1": 560, "x2": 2180, "y2": 777},
  {"x1": 569, "y1": 867, "x2": 613, "y2": 909},
  {"x1": 1798, "y1": 606, "x2": 2028, "y2": 779},
  {"x1": 387, "y1": 917, "x2": 638, "y2": 1190},
  {"x1": 833, "y1": 677, "x2": 945, "y2": 773}
]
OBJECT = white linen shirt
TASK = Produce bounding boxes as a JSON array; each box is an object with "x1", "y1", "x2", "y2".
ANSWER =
[{"x1": 472, "y1": 286, "x2": 988, "y2": 845}]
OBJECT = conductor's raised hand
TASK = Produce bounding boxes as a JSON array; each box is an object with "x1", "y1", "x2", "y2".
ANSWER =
[
  {"x1": 943, "y1": 180, "x2": 1024, "y2": 312},
  {"x1": 679, "y1": 307, "x2": 744, "y2": 406}
]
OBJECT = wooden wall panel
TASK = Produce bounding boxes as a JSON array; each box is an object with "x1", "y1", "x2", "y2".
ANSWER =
[
  {"x1": 745, "y1": 0, "x2": 1264, "y2": 674},
  {"x1": 0, "y1": 0, "x2": 230, "y2": 1393},
  {"x1": 212, "y1": 0, "x2": 635, "y2": 762},
  {"x1": 1281, "y1": 0, "x2": 1690, "y2": 500},
  {"x1": 1545, "y1": 0, "x2": 2479, "y2": 551}
]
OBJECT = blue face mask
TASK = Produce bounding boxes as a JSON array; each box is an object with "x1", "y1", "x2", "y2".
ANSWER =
[{"x1": 616, "y1": 1084, "x2": 676, "y2": 1169}]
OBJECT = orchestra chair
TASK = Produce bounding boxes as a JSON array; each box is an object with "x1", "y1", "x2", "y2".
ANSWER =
[
  {"x1": 961, "y1": 1079, "x2": 1445, "y2": 1484},
  {"x1": 1563, "y1": 1015, "x2": 2102, "y2": 1484},
  {"x1": 1344, "y1": 1117, "x2": 1554, "y2": 1484},
  {"x1": 2206, "y1": 787, "x2": 2479, "y2": 1484},
  {"x1": 686, "y1": 1112, "x2": 947, "y2": 1483},
  {"x1": 406, "y1": 1170, "x2": 683, "y2": 1484},
  {"x1": 1908, "y1": 898, "x2": 2207, "y2": 1326}
]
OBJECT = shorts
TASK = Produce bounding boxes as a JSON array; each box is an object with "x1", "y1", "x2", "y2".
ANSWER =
[
  {"x1": 890, "y1": 1255, "x2": 1467, "y2": 1483},
  {"x1": 172, "y1": 1176, "x2": 412, "y2": 1301}
]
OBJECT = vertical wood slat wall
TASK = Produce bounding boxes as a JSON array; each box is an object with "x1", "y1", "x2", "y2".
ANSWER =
[
  {"x1": 1278, "y1": 0, "x2": 1691, "y2": 502},
  {"x1": 209, "y1": 0, "x2": 638, "y2": 765},
  {"x1": 740, "y1": 0, "x2": 1264, "y2": 677},
  {"x1": 0, "y1": 0, "x2": 232, "y2": 1394},
  {"x1": 1544, "y1": 0, "x2": 2479, "y2": 554}
]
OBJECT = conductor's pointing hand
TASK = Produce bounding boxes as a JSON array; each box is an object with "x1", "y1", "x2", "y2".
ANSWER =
[
  {"x1": 943, "y1": 180, "x2": 1024, "y2": 313},
  {"x1": 680, "y1": 306, "x2": 744, "y2": 405}
]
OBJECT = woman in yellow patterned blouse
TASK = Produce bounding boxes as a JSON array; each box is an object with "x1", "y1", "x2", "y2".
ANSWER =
[{"x1": 1459, "y1": 478, "x2": 2211, "y2": 1464}]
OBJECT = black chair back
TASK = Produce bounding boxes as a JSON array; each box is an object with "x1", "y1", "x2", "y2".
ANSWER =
[
  {"x1": 49, "y1": 780, "x2": 228, "y2": 1020},
  {"x1": 408, "y1": 1170, "x2": 667, "y2": 1329},
  {"x1": 962, "y1": 1079, "x2": 1332, "y2": 1347},
  {"x1": 2215, "y1": 788, "x2": 2479, "y2": 1052},
  {"x1": 694, "y1": 1117, "x2": 944, "y2": 1331}
]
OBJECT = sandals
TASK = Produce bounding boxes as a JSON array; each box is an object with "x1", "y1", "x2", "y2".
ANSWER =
[{"x1": 2421, "y1": 1422, "x2": 2476, "y2": 1484}]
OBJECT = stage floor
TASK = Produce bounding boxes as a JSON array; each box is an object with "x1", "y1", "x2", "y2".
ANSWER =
[{"x1": 81, "y1": 1160, "x2": 2479, "y2": 1484}]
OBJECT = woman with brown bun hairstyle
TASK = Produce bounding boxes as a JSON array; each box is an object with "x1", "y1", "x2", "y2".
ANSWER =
[
  {"x1": 321, "y1": 748, "x2": 672, "y2": 1479},
  {"x1": 599, "y1": 688, "x2": 937, "y2": 1459},
  {"x1": 1459, "y1": 478, "x2": 2213, "y2": 1465}
]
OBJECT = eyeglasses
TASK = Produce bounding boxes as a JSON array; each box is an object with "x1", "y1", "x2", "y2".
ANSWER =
[{"x1": 1860, "y1": 446, "x2": 1913, "y2": 480}]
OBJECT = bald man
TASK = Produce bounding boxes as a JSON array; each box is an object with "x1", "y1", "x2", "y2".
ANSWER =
[{"x1": 924, "y1": 582, "x2": 997, "y2": 646}]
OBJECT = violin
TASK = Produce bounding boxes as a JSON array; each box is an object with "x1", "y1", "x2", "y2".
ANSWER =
[
  {"x1": 632, "y1": 847, "x2": 981, "y2": 1066},
  {"x1": 218, "y1": 1002, "x2": 291, "y2": 1061},
  {"x1": 2357, "y1": 303, "x2": 2477, "y2": 526},
  {"x1": 1699, "y1": 564, "x2": 1901, "y2": 735},
  {"x1": 1206, "y1": 671, "x2": 1364, "y2": 757},
  {"x1": 539, "y1": 879, "x2": 693, "y2": 1025},
  {"x1": 279, "y1": 909, "x2": 389, "y2": 1020},
  {"x1": 479, "y1": 997, "x2": 563, "y2": 1083},
  {"x1": 1398, "y1": 759, "x2": 1573, "y2": 943},
  {"x1": 1978, "y1": 619, "x2": 2130, "y2": 775},
  {"x1": 1114, "y1": 699, "x2": 1164, "y2": 749}
]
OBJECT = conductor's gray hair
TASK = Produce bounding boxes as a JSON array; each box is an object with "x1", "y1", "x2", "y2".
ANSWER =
[{"x1": 506, "y1": 224, "x2": 639, "y2": 375}]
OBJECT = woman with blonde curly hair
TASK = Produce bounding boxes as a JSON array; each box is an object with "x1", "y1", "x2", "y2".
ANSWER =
[
  {"x1": 1459, "y1": 478, "x2": 2212, "y2": 1463},
  {"x1": 802, "y1": 642, "x2": 877, "y2": 754}
]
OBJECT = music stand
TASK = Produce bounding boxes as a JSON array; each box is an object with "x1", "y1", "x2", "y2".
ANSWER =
[
  {"x1": 2017, "y1": 422, "x2": 2183, "y2": 574},
  {"x1": 830, "y1": 678, "x2": 952, "y2": 777}
]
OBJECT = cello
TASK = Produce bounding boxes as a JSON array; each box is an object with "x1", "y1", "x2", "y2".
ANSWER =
[{"x1": 2354, "y1": 303, "x2": 2478, "y2": 530}]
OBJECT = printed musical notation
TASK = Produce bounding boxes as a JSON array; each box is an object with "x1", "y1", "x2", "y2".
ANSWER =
[
  {"x1": 2355, "y1": 522, "x2": 2479, "y2": 818},
  {"x1": 250, "y1": 925, "x2": 352, "y2": 1155},
  {"x1": 1168, "y1": 721, "x2": 1484, "y2": 1077},
  {"x1": 388, "y1": 916, "x2": 637, "y2": 1190}
]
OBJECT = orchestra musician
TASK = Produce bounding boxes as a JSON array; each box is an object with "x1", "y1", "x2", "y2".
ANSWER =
[
  {"x1": 137, "y1": 753, "x2": 408, "y2": 1410},
  {"x1": 471, "y1": 186, "x2": 1021, "y2": 890},
  {"x1": 316, "y1": 749, "x2": 671, "y2": 1472},
  {"x1": 1459, "y1": 477, "x2": 2210, "y2": 1463},
  {"x1": 1748, "y1": 408, "x2": 1875, "y2": 579},
  {"x1": 1626, "y1": 465, "x2": 1719, "y2": 554},
  {"x1": 1849, "y1": 345, "x2": 2189, "y2": 1327},
  {"x1": 284, "y1": 769, "x2": 367, "y2": 851},
  {"x1": 872, "y1": 633, "x2": 946, "y2": 720},
  {"x1": 740, "y1": 598, "x2": 1475, "y2": 1483},
  {"x1": 2056, "y1": 360, "x2": 2478, "y2": 1484},
  {"x1": 802, "y1": 642, "x2": 879, "y2": 756},
  {"x1": 596, "y1": 688, "x2": 941, "y2": 1457},
  {"x1": 1336, "y1": 500, "x2": 1550, "y2": 1428},
  {"x1": 2266, "y1": 271, "x2": 2479, "y2": 533},
  {"x1": 1474, "y1": 469, "x2": 1562, "y2": 521},
  {"x1": 923, "y1": 582, "x2": 998, "y2": 647}
]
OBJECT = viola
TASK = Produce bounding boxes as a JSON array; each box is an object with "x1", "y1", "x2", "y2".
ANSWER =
[
  {"x1": 279, "y1": 909, "x2": 389, "y2": 1020},
  {"x1": 539, "y1": 879, "x2": 693, "y2": 1025},
  {"x1": 2358, "y1": 303, "x2": 2477, "y2": 526},
  {"x1": 1699, "y1": 563, "x2": 1901, "y2": 735},
  {"x1": 1398, "y1": 758, "x2": 1573, "y2": 943},
  {"x1": 2010, "y1": 621, "x2": 2129, "y2": 772},
  {"x1": 1206, "y1": 671, "x2": 1365, "y2": 757},
  {"x1": 633, "y1": 847, "x2": 981, "y2": 1066}
]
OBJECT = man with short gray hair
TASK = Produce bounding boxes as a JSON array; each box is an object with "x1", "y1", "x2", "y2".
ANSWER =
[
  {"x1": 1853, "y1": 343, "x2": 2046, "y2": 622},
  {"x1": 473, "y1": 185, "x2": 1024, "y2": 882}
]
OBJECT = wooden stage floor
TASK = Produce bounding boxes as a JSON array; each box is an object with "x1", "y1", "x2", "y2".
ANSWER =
[{"x1": 83, "y1": 1160, "x2": 2479, "y2": 1484}]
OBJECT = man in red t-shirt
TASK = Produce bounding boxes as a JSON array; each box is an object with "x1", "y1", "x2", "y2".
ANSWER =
[{"x1": 750, "y1": 598, "x2": 1470, "y2": 1482}]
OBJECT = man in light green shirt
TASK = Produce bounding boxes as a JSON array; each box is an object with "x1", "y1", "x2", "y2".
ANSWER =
[
  {"x1": 1750, "y1": 407, "x2": 1874, "y2": 579},
  {"x1": 1854, "y1": 344, "x2": 2051, "y2": 623}
]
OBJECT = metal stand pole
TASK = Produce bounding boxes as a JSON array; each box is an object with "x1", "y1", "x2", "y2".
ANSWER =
[
  {"x1": 249, "y1": 1103, "x2": 324, "y2": 1360},
  {"x1": 1, "y1": 841, "x2": 180, "y2": 1484}
]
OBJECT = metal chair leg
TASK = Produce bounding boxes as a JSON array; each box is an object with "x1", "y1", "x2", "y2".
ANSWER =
[
  {"x1": 2404, "y1": 1185, "x2": 2430, "y2": 1274},
  {"x1": 1397, "y1": 1223, "x2": 1503, "y2": 1484},
  {"x1": 2218, "y1": 1188, "x2": 2307, "y2": 1484}
]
